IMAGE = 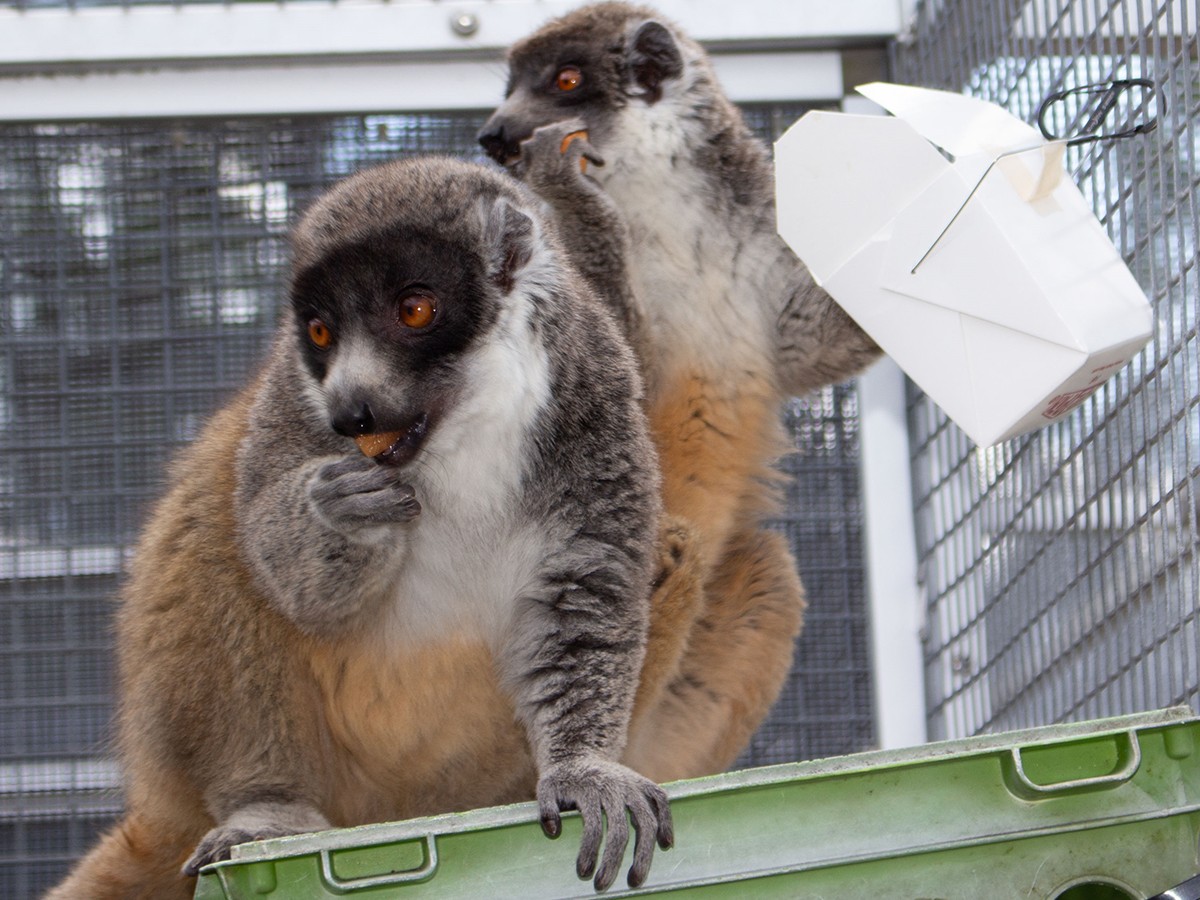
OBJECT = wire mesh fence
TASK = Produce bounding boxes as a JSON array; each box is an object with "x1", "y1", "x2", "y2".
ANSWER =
[
  {"x1": 892, "y1": 0, "x2": 1199, "y2": 740},
  {"x1": 2, "y1": 0, "x2": 399, "y2": 9},
  {"x1": 0, "y1": 103, "x2": 873, "y2": 895}
]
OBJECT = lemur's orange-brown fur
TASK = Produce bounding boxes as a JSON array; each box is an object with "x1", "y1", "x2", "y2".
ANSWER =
[
  {"x1": 47, "y1": 385, "x2": 705, "y2": 900},
  {"x1": 47, "y1": 814, "x2": 197, "y2": 900},
  {"x1": 621, "y1": 371, "x2": 805, "y2": 782},
  {"x1": 650, "y1": 372, "x2": 787, "y2": 564},
  {"x1": 625, "y1": 528, "x2": 803, "y2": 778}
]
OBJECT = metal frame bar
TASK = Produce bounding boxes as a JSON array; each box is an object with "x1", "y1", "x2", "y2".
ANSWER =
[{"x1": 0, "y1": 51, "x2": 845, "y2": 120}]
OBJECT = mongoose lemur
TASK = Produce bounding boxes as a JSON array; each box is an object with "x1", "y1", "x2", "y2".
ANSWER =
[
  {"x1": 48, "y1": 150, "x2": 682, "y2": 899},
  {"x1": 479, "y1": 1, "x2": 882, "y2": 778}
]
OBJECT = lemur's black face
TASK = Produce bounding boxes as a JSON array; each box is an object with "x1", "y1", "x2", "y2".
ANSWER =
[
  {"x1": 477, "y1": 9, "x2": 683, "y2": 167},
  {"x1": 289, "y1": 225, "x2": 497, "y2": 466}
]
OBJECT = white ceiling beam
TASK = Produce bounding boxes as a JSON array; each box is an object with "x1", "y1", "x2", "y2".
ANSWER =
[{"x1": 0, "y1": 0, "x2": 901, "y2": 70}]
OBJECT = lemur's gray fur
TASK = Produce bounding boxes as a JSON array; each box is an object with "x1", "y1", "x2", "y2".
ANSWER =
[
  {"x1": 479, "y1": 1, "x2": 880, "y2": 398},
  {"x1": 233, "y1": 152, "x2": 671, "y2": 886},
  {"x1": 47, "y1": 150, "x2": 671, "y2": 899}
]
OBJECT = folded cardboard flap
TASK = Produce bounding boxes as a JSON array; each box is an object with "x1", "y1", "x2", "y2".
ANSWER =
[
  {"x1": 775, "y1": 82, "x2": 1154, "y2": 446},
  {"x1": 856, "y1": 81, "x2": 1068, "y2": 201},
  {"x1": 773, "y1": 111, "x2": 946, "y2": 284}
]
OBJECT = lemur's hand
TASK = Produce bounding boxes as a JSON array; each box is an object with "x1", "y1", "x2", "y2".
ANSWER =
[
  {"x1": 183, "y1": 801, "x2": 331, "y2": 877},
  {"x1": 537, "y1": 756, "x2": 673, "y2": 891},
  {"x1": 307, "y1": 455, "x2": 420, "y2": 536},
  {"x1": 514, "y1": 118, "x2": 605, "y2": 193}
]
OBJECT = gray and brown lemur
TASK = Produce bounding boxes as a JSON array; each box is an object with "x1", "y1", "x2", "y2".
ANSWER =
[
  {"x1": 479, "y1": 1, "x2": 882, "y2": 779},
  {"x1": 47, "y1": 150, "x2": 681, "y2": 899}
]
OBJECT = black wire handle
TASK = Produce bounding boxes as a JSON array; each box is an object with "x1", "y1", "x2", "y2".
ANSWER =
[
  {"x1": 1036, "y1": 77, "x2": 1164, "y2": 145},
  {"x1": 910, "y1": 78, "x2": 1163, "y2": 274}
]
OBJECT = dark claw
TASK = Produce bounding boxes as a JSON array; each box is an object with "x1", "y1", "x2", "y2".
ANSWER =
[
  {"x1": 578, "y1": 853, "x2": 597, "y2": 883},
  {"x1": 651, "y1": 787, "x2": 674, "y2": 849}
]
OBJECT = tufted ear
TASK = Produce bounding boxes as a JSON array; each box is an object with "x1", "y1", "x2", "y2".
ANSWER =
[
  {"x1": 481, "y1": 195, "x2": 536, "y2": 294},
  {"x1": 628, "y1": 21, "x2": 683, "y2": 104}
]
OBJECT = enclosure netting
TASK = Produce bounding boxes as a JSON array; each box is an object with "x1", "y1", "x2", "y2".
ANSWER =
[
  {"x1": 892, "y1": 1, "x2": 1199, "y2": 741},
  {"x1": 0, "y1": 103, "x2": 872, "y2": 894}
]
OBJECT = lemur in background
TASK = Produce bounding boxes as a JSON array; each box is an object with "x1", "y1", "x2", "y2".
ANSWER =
[
  {"x1": 480, "y1": 1, "x2": 882, "y2": 779},
  {"x1": 47, "y1": 151, "x2": 682, "y2": 899}
]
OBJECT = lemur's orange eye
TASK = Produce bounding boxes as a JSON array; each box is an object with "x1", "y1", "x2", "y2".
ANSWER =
[
  {"x1": 555, "y1": 66, "x2": 583, "y2": 92},
  {"x1": 307, "y1": 318, "x2": 333, "y2": 349},
  {"x1": 399, "y1": 293, "x2": 437, "y2": 330}
]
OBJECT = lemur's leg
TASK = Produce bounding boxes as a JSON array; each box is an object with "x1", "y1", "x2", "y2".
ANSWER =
[
  {"x1": 629, "y1": 515, "x2": 708, "y2": 736},
  {"x1": 624, "y1": 528, "x2": 805, "y2": 781}
]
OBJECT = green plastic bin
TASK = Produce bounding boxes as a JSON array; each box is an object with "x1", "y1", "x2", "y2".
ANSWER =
[{"x1": 195, "y1": 707, "x2": 1200, "y2": 899}]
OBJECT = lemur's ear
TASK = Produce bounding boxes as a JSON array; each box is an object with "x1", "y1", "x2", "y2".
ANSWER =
[
  {"x1": 481, "y1": 196, "x2": 535, "y2": 293},
  {"x1": 629, "y1": 21, "x2": 683, "y2": 104}
]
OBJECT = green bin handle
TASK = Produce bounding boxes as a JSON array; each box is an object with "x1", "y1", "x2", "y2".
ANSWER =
[
  {"x1": 318, "y1": 834, "x2": 439, "y2": 894},
  {"x1": 1007, "y1": 730, "x2": 1141, "y2": 796}
]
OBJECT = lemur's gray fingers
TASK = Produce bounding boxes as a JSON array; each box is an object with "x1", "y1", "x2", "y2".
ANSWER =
[
  {"x1": 311, "y1": 458, "x2": 394, "y2": 499},
  {"x1": 308, "y1": 458, "x2": 419, "y2": 530},
  {"x1": 182, "y1": 829, "x2": 235, "y2": 876},
  {"x1": 594, "y1": 789, "x2": 630, "y2": 890},
  {"x1": 183, "y1": 802, "x2": 331, "y2": 877},
  {"x1": 547, "y1": 118, "x2": 606, "y2": 169},
  {"x1": 321, "y1": 490, "x2": 420, "y2": 528},
  {"x1": 628, "y1": 782, "x2": 672, "y2": 888},
  {"x1": 650, "y1": 784, "x2": 674, "y2": 850},
  {"x1": 567, "y1": 137, "x2": 606, "y2": 171},
  {"x1": 520, "y1": 119, "x2": 606, "y2": 180},
  {"x1": 576, "y1": 792, "x2": 604, "y2": 883},
  {"x1": 537, "y1": 760, "x2": 672, "y2": 892},
  {"x1": 182, "y1": 825, "x2": 274, "y2": 877}
]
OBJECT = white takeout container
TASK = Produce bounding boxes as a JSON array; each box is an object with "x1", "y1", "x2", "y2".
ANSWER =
[{"x1": 775, "y1": 81, "x2": 1154, "y2": 447}]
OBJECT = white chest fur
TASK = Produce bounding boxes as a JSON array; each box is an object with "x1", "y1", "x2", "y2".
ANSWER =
[
  {"x1": 598, "y1": 105, "x2": 779, "y2": 386},
  {"x1": 383, "y1": 505, "x2": 549, "y2": 645},
  {"x1": 381, "y1": 289, "x2": 556, "y2": 645}
]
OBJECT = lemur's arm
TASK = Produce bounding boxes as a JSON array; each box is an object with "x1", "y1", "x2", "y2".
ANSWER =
[
  {"x1": 497, "y1": 309, "x2": 672, "y2": 892},
  {"x1": 504, "y1": 517, "x2": 672, "y2": 891},
  {"x1": 776, "y1": 266, "x2": 881, "y2": 396},
  {"x1": 512, "y1": 120, "x2": 648, "y2": 358}
]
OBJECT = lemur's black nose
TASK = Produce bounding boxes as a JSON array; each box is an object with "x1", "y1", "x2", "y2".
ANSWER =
[
  {"x1": 477, "y1": 121, "x2": 521, "y2": 165},
  {"x1": 330, "y1": 401, "x2": 376, "y2": 437}
]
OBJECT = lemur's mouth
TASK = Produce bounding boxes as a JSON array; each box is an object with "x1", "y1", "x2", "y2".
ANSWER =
[
  {"x1": 477, "y1": 123, "x2": 525, "y2": 168},
  {"x1": 353, "y1": 412, "x2": 431, "y2": 467},
  {"x1": 488, "y1": 145, "x2": 522, "y2": 168}
]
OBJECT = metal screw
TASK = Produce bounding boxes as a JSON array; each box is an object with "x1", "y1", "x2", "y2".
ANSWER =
[{"x1": 450, "y1": 12, "x2": 479, "y2": 37}]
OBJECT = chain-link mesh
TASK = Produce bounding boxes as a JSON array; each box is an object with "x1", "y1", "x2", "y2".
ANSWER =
[
  {"x1": 892, "y1": 1, "x2": 1199, "y2": 740},
  {"x1": 0, "y1": 103, "x2": 872, "y2": 895}
]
